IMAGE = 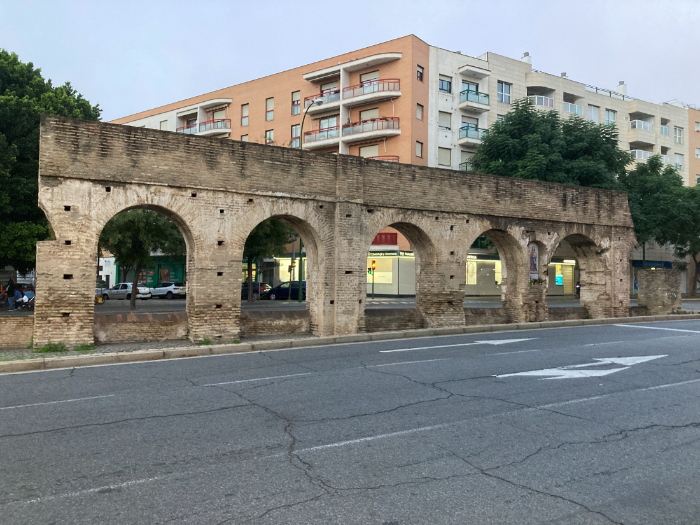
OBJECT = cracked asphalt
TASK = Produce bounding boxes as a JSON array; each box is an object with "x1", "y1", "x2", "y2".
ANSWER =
[{"x1": 2, "y1": 320, "x2": 700, "y2": 524}]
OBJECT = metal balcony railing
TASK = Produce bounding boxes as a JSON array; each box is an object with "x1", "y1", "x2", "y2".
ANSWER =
[
  {"x1": 366, "y1": 155, "x2": 399, "y2": 162},
  {"x1": 459, "y1": 125, "x2": 486, "y2": 140},
  {"x1": 303, "y1": 126, "x2": 340, "y2": 143},
  {"x1": 342, "y1": 117, "x2": 400, "y2": 136},
  {"x1": 630, "y1": 120, "x2": 653, "y2": 132},
  {"x1": 630, "y1": 149, "x2": 652, "y2": 161},
  {"x1": 563, "y1": 102, "x2": 583, "y2": 115},
  {"x1": 459, "y1": 90, "x2": 489, "y2": 105},
  {"x1": 343, "y1": 79, "x2": 400, "y2": 99},
  {"x1": 199, "y1": 119, "x2": 231, "y2": 132},
  {"x1": 176, "y1": 122, "x2": 198, "y2": 134},
  {"x1": 528, "y1": 95, "x2": 554, "y2": 108},
  {"x1": 459, "y1": 161, "x2": 470, "y2": 171},
  {"x1": 305, "y1": 89, "x2": 341, "y2": 107}
]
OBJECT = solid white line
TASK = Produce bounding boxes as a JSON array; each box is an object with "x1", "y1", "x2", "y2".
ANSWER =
[
  {"x1": 584, "y1": 341, "x2": 626, "y2": 346},
  {"x1": 372, "y1": 358, "x2": 450, "y2": 367},
  {"x1": 490, "y1": 349, "x2": 543, "y2": 357},
  {"x1": 0, "y1": 394, "x2": 116, "y2": 411},
  {"x1": 380, "y1": 342, "x2": 479, "y2": 353},
  {"x1": 201, "y1": 372, "x2": 314, "y2": 387},
  {"x1": 613, "y1": 324, "x2": 700, "y2": 333}
]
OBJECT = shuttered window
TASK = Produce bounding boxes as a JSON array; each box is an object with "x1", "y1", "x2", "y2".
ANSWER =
[
  {"x1": 438, "y1": 111, "x2": 451, "y2": 130},
  {"x1": 292, "y1": 91, "x2": 300, "y2": 115},
  {"x1": 360, "y1": 108, "x2": 379, "y2": 121},
  {"x1": 360, "y1": 145, "x2": 379, "y2": 158},
  {"x1": 159, "y1": 120, "x2": 168, "y2": 131},
  {"x1": 213, "y1": 109, "x2": 226, "y2": 120},
  {"x1": 321, "y1": 81, "x2": 338, "y2": 92},
  {"x1": 438, "y1": 147, "x2": 451, "y2": 166},
  {"x1": 360, "y1": 70, "x2": 380, "y2": 83}
]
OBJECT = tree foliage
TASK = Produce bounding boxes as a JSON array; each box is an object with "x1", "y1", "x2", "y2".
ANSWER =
[
  {"x1": 0, "y1": 49, "x2": 101, "y2": 273},
  {"x1": 470, "y1": 99, "x2": 630, "y2": 189},
  {"x1": 98, "y1": 210, "x2": 186, "y2": 308},
  {"x1": 242, "y1": 219, "x2": 293, "y2": 301}
]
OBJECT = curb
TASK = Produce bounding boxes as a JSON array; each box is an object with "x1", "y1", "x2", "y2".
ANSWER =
[{"x1": 3, "y1": 313, "x2": 700, "y2": 374}]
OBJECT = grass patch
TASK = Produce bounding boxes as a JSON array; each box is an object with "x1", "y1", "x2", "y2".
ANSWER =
[
  {"x1": 199, "y1": 338, "x2": 212, "y2": 346},
  {"x1": 34, "y1": 342, "x2": 68, "y2": 353},
  {"x1": 73, "y1": 343, "x2": 95, "y2": 352},
  {"x1": 27, "y1": 336, "x2": 33, "y2": 349},
  {"x1": 233, "y1": 339, "x2": 241, "y2": 344}
]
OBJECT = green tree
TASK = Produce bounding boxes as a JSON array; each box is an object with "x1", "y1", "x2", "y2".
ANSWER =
[
  {"x1": 470, "y1": 99, "x2": 630, "y2": 189},
  {"x1": 98, "y1": 210, "x2": 186, "y2": 309},
  {"x1": 0, "y1": 49, "x2": 101, "y2": 273},
  {"x1": 243, "y1": 219, "x2": 293, "y2": 302}
]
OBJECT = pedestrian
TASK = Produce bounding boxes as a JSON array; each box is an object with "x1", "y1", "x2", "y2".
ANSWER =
[{"x1": 6, "y1": 278, "x2": 16, "y2": 311}]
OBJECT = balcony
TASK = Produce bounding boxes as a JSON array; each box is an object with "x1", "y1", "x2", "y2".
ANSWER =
[
  {"x1": 366, "y1": 155, "x2": 399, "y2": 163},
  {"x1": 304, "y1": 89, "x2": 341, "y2": 114},
  {"x1": 630, "y1": 120, "x2": 653, "y2": 132},
  {"x1": 459, "y1": 161, "x2": 470, "y2": 171},
  {"x1": 528, "y1": 95, "x2": 554, "y2": 108},
  {"x1": 176, "y1": 123, "x2": 198, "y2": 135},
  {"x1": 343, "y1": 79, "x2": 401, "y2": 107},
  {"x1": 342, "y1": 117, "x2": 401, "y2": 143},
  {"x1": 563, "y1": 102, "x2": 583, "y2": 116},
  {"x1": 198, "y1": 119, "x2": 231, "y2": 136},
  {"x1": 458, "y1": 125, "x2": 486, "y2": 146},
  {"x1": 302, "y1": 126, "x2": 341, "y2": 150},
  {"x1": 631, "y1": 149, "x2": 653, "y2": 161},
  {"x1": 459, "y1": 90, "x2": 490, "y2": 113},
  {"x1": 629, "y1": 120, "x2": 655, "y2": 146}
]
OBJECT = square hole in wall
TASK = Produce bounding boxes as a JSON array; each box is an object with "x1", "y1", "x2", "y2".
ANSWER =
[
  {"x1": 217, "y1": 241, "x2": 224, "y2": 246},
  {"x1": 62, "y1": 312, "x2": 70, "y2": 317},
  {"x1": 330, "y1": 300, "x2": 335, "y2": 305},
  {"x1": 346, "y1": 214, "x2": 352, "y2": 218},
  {"x1": 465, "y1": 219, "x2": 470, "y2": 224},
  {"x1": 367, "y1": 209, "x2": 373, "y2": 213},
  {"x1": 319, "y1": 205, "x2": 324, "y2": 209},
  {"x1": 248, "y1": 198, "x2": 254, "y2": 203},
  {"x1": 191, "y1": 192, "x2": 197, "y2": 198},
  {"x1": 450, "y1": 275, "x2": 454, "y2": 279},
  {"x1": 64, "y1": 240, "x2": 72, "y2": 245},
  {"x1": 64, "y1": 206, "x2": 71, "y2": 211},
  {"x1": 219, "y1": 209, "x2": 224, "y2": 214},
  {"x1": 450, "y1": 251, "x2": 455, "y2": 255},
  {"x1": 215, "y1": 304, "x2": 222, "y2": 309},
  {"x1": 345, "y1": 271, "x2": 353, "y2": 274},
  {"x1": 105, "y1": 187, "x2": 111, "y2": 193},
  {"x1": 450, "y1": 225, "x2": 454, "y2": 230},
  {"x1": 217, "y1": 272, "x2": 223, "y2": 276},
  {"x1": 63, "y1": 274, "x2": 73, "y2": 280}
]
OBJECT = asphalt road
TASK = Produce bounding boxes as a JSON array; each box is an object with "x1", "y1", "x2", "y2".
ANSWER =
[{"x1": 3, "y1": 320, "x2": 700, "y2": 523}]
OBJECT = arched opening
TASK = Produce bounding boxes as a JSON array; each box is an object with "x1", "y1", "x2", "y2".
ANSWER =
[
  {"x1": 95, "y1": 206, "x2": 193, "y2": 346},
  {"x1": 237, "y1": 214, "x2": 324, "y2": 339}
]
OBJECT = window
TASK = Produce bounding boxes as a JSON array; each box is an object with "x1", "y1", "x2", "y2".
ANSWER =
[
  {"x1": 159, "y1": 120, "x2": 168, "y2": 131},
  {"x1": 416, "y1": 141, "x2": 423, "y2": 158},
  {"x1": 291, "y1": 125, "x2": 300, "y2": 148},
  {"x1": 319, "y1": 115, "x2": 338, "y2": 130},
  {"x1": 360, "y1": 70, "x2": 379, "y2": 83},
  {"x1": 438, "y1": 147, "x2": 451, "y2": 166},
  {"x1": 360, "y1": 108, "x2": 379, "y2": 121},
  {"x1": 266, "y1": 98, "x2": 274, "y2": 121},
  {"x1": 321, "y1": 80, "x2": 338, "y2": 93},
  {"x1": 675, "y1": 126, "x2": 683, "y2": 144},
  {"x1": 265, "y1": 129, "x2": 274, "y2": 145},
  {"x1": 360, "y1": 144, "x2": 379, "y2": 158},
  {"x1": 605, "y1": 109, "x2": 616, "y2": 125},
  {"x1": 417, "y1": 65, "x2": 424, "y2": 82},
  {"x1": 439, "y1": 75, "x2": 452, "y2": 93},
  {"x1": 675, "y1": 153, "x2": 683, "y2": 169},
  {"x1": 497, "y1": 81, "x2": 511, "y2": 103},
  {"x1": 438, "y1": 111, "x2": 451, "y2": 130},
  {"x1": 462, "y1": 81, "x2": 478, "y2": 93},
  {"x1": 241, "y1": 104, "x2": 249, "y2": 126},
  {"x1": 588, "y1": 105, "x2": 599, "y2": 123},
  {"x1": 462, "y1": 116, "x2": 478, "y2": 127},
  {"x1": 241, "y1": 135, "x2": 248, "y2": 142},
  {"x1": 291, "y1": 91, "x2": 300, "y2": 115},
  {"x1": 416, "y1": 103, "x2": 423, "y2": 120},
  {"x1": 497, "y1": 115, "x2": 506, "y2": 123},
  {"x1": 696, "y1": 148, "x2": 700, "y2": 159},
  {"x1": 696, "y1": 174, "x2": 700, "y2": 185},
  {"x1": 186, "y1": 117, "x2": 196, "y2": 127},
  {"x1": 661, "y1": 125, "x2": 670, "y2": 135},
  {"x1": 696, "y1": 121, "x2": 700, "y2": 132}
]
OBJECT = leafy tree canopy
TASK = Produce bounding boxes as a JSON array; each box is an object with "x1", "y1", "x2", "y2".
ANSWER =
[
  {"x1": 0, "y1": 49, "x2": 101, "y2": 273},
  {"x1": 242, "y1": 219, "x2": 293, "y2": 301},
  {"x1": 470, "y1": 99, "x2": 630, "y2": 189}
]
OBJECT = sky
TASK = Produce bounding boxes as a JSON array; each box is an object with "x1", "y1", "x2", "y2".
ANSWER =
[{"x1": 1, "y1": 0, "x2": 698, "y2": 121}]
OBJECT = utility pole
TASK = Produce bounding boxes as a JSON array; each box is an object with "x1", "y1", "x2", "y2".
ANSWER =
[
  {"x1": 298, "y1": 238, "x2": 304, "y2": 302},
  {"x1": 371, "y1": 260, "x2": 376, "y2": 299}
]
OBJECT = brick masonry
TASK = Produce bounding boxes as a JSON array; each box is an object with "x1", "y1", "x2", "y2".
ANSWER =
[
  {"x1": 0, "y1": 316, "x2": 33, "y2": 348},
  {"x1": 637, "y1": 269, "x2": 682, "y2": 315},
  {"x1": 34, "y1": 115, "x2": 636, "y2": 346},
  {"x1": 94, "y1": 313, "x2": 188, "y2": 343}
]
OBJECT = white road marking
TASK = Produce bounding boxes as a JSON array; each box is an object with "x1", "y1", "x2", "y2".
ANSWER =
[
  {"x1": 614, "y1": 324, "x2": 700, "y2": 333},
  {"x1": 495, "y1": 355, "x2": 667, "y2": 380},
  {"x1": 379, "y1": 338, "x2": 535, "y2": 353},
  {"x1": 491, "y1": 348, "x2": 544, "y2": 357},
  {"x1": 0, "y1": 394, "x2": 116, "y2": 411},
  {"x1": 201, "y1": 372, "x2": 314, "y2": 387},
  {"x1": 372, "y1": 358, "x2": 451, "y2": 367}
]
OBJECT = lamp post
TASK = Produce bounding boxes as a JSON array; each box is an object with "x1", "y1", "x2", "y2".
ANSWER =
[
  {"x1": 300, "y1": 98, "x2": 324, "y2": 149},
  {"x1": 298, "y1": 238, "x2": 304, "y2": 303}
]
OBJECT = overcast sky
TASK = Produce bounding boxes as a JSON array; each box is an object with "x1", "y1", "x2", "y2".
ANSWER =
[{"x1": 2, "y1": 0, "x2": 698, "y2": 121}]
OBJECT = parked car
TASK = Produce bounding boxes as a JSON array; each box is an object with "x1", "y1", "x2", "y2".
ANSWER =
[
  {"x1": 151, "y1": 282, "x2": 186, "y2": 299},
  {"x1": 102, "y1": 282, "x2": 152, "y2": 300},
  {"x1": 263, "y1": 281, "x2": 306, "y2": 301},
  {"x1": 241, "y1": 282, "x2": 271, "y2": 300}
]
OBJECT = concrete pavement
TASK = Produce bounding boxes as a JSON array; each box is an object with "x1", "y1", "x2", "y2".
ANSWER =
[{"x1": 2, "y1": 319, "x2": 700, "y2": 523}]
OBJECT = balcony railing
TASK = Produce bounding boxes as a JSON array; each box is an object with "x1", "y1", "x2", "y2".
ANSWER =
[
  {"x1": 342, "y1": 117, "x2": 400, "y2": 136},
  {"x1": 660, "y1": 125, "x2": 669, "y2": 135},
  {"x1": 343, "y1": 79, "x2": 400, "y2": 99},
  {"x1": 675, "y1": 163, "x2": 683, "y2": 170},
  {"x1": 176, "y1": 122, "x2": 198, "y2": 134},
  {"x1": 303, "y1": 126, "x2": 340, "y2": 143},
  {"x1": 630, "y1": 149, "x2": 653, "y2": 161},
  {"x1": 528, "y1": 95, "x2": 554, "y2": 108},
  {"x1": 563, "y1": 102, "x2": 583, "y2": 115},
  {"x1": 459, "y1": 125, "x2": 487, "y2": 140},
  {"x1": 199, "y1": 119, "x2": 231, "y2": 132},
  {"x1": 305, "y1": 89, "x2": 341, "y2": 107},
  {"x1": 459, "y1": 90, "x2": 489, "y2": 105},
  {"x1": 459, "y1": 161, "x2": 470, "y2": 171},
  {"x1": 630, "y1": 120, "x2": 653, "y2": 132},
  {"x1": 367, "y1": 155, "x2": 399, "y2": 162}
]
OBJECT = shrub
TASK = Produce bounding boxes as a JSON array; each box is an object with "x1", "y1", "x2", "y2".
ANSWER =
[
  {"x1": 199, "y1": 338, "x2": 212, "y2": 346},
  {"x1": 34, "y1": 342, "x2": 68, "y2": 353},
  {"x1": 73, "y1": 343, "x2": 95, "y2": 352}
]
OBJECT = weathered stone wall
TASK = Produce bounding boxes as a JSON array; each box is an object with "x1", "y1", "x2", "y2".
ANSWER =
[
  {"x1": 0, "y1": 316, "x2": 33, "y2": 348},
  {"x1": 464, "y1": 308, "x2": 508, "y2": 326},
  {"x1": 240, "y1": 310, "x2": 311, "y2": 337},
  {"x1": 94, "y1": 313, "x2": 188, "y2": 344},
  {"x1": 34, "y1": 115, "x2": 637, "y2": 346},
  {"x1": 637, "y1": 269, "x2": 682, "y2": 315},
  {"x1": 364, "y1": 308, "x2": 426, "y2": 332}
]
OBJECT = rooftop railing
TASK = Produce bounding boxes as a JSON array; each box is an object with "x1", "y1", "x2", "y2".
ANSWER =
[
  {"x1": 459, "y1": 125, "x2": 487, "y2": 140},
  {"x1": 528, "y1": 95, "x2": 554, "y2": 108},
  {"x1": 342, "y1": 117, "x2": 400, "y2": 136},
  {"x1": 343, "y1": 79, "x2": 400, "y2": 99},
  {"x1": 366, "y1": 155, "x2": 399, "y2": 162},
  {"x1": 305, "y1": 89, "x2": 341, "y2": 107},
  {"x1": 563, "y1": 102, "x2": 583, "y2": 115},
  {"x1": 176, "y1": 122, "x2": 198, "y2": 134},
  {"x1": 459, "y1": 90, "x2": 489, "y2": 105},
  {"x1": 199, "y1": 119, "x2": 231, "y2": 132},
  {"x1": 630, "y1": 120, "x2": 653, "y2": 132},
  {"x1": 303, "y1": 126, "x2": 340, "y2": 143},
  {"x1": 630, "y1": 149, "x2": 653, "y2": 161}
]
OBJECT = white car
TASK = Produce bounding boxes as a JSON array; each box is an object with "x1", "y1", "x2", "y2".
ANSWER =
[
  {"x1": 102, "y1": 282, "x2": 152, "y2": 300},
  {"x1": 150, "y1": 282, "x2": 186, "y2": 299}
]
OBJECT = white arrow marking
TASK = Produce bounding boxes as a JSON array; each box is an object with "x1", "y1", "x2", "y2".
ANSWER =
[
  {"x1": 380, "y1": 338, "x2": 535, "y2": 353},
  {"x1": 494, "y1": 355, "x2": 667, "y2": 380}
]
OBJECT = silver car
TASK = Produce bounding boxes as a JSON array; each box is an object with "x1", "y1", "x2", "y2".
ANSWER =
[
  {"x1": 150, "y1": 282, "x2": 186, "y2": 299},
  {"x1": 102, "y1": 282, "x2": 151, "y2": 300}
]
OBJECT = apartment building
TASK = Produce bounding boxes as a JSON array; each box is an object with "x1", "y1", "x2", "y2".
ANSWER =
[{"x1": 690, "y1": 106, "x2": 700, "y2": 187}]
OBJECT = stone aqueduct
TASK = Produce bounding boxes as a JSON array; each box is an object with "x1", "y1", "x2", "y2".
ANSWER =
[{"x1": 33, "y1": 115, "x2": 636, "y2": 347}]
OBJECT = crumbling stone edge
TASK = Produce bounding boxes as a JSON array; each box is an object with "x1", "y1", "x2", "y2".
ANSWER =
[{"x1": 3, "y1": 313, "x2": 699, "y2": 374}]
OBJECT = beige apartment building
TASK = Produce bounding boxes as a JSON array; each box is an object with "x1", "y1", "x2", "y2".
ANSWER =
[{"x1": 112, "y1": 35, "x2": 697, "y2": 295}]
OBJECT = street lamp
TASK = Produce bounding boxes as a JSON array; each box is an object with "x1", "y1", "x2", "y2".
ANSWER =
[{"x1": 300, "y1": 98, "x2": 324, "y2": 149}]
